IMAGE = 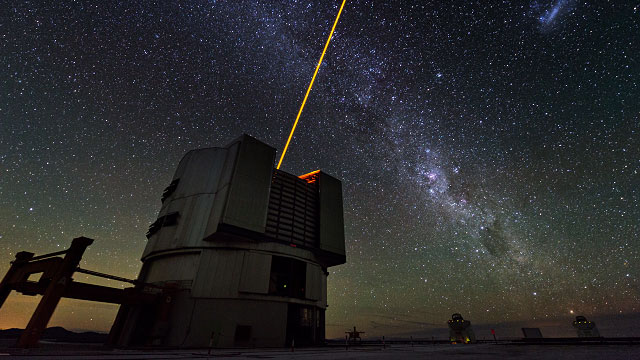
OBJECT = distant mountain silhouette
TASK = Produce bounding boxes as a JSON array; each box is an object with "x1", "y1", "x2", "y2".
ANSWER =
[{"x1": 0, "y1": 327, "x2": 108, "y2": 343}]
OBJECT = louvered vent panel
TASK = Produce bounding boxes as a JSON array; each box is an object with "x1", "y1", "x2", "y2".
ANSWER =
[{"x1": 266, "y1": 169, "x2": 319, "y2": 247}]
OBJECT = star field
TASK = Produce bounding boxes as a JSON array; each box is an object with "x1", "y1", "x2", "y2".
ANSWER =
[{"x1": 1, "y1": 1, "x2": 638, "y2": 338}]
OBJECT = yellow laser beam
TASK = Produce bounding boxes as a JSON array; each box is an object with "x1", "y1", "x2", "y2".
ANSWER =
[{"x1": 276, "y1": 0, "x2": 347, "y2": 170}]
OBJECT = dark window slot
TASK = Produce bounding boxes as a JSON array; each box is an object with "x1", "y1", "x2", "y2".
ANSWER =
[
  {"x1": 161, "y1": 178, "x2": 180, "y2": 202},
  {"x1": 146, "y1": 212, "x2": 180, "y2": 238}
]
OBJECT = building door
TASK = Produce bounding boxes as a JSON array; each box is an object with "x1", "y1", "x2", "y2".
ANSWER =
[{"x1": 286, "y1": 304, "x2": 315, "y2": 346}]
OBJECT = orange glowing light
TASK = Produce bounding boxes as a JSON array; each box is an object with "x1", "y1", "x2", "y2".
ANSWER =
[
  {"x1": 299, "y1": 169, "x2": 321, "y2": 184},
  {"x1": 276, "y1": 0, "x2": 347, "y2": 170}
]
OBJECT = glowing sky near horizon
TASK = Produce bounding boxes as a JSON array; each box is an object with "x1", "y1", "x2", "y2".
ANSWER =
[{"x1": 1, "y1": 0, "x2": 638, "y2": 339}]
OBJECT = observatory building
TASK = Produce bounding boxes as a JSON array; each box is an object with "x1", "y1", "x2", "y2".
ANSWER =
[
  {"x1": 572, "y1": 316, "x2": 601, "y2": 338},
  {"x1": 447, "y1": 313, "x2": 476, "y2": 344},
  {"x1": 108, "y1": 135, "x2": 346, "y2": 347}
]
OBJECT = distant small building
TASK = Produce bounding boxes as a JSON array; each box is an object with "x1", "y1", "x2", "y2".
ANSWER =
[
  {"x1": 572, "y1": 316, "x2": 601, "y2": 338},
  {"x1": 447, "y1": 313, "x2": 476, "y2": 344},
  {"x1": 108, "y1": 135, "x2": 346, "y2": 348}
]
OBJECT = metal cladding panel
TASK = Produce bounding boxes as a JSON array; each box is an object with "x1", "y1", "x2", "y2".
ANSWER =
[
  {"x1": 181, "y1": 299, "x2": 287, "y2": 347},
  {"x1": 172, "y1": 194, "x2": 220, "y2": 248},
  {"x1": 318, "y1": 172, "x2": 346, "y2": 257},
  {"x1": 143, "y1": 147, "x2": 228, "y2": 258},
  {"x1": 239, "y1": 252, "x2": 271, "y2": 294},
  {"x1": 143, "y1": 194, "x2": 216, "y2": 257},
  {"x1": 204, "y1": 141, "x2": 240, "y2": 238},
  {"x1": 191, "y1": 249, "x2": 244, "y2": 298},
  {"x1": 144, "y1": 252, "x2": 200, "y2": 284},
  {"x1": 305, "y1": 263, "x2": 322, "y2": 301},
  {"x1": 222, "y1": 135, "x2": 275, "y2": 233},
  {"x1": 172, "y1": 148, "x2": 227, "y2": 199},
  {"x1": 182, "y1": 195, "x2": 219, "y2": 247},
  {"x1": 160, "y1": 292, "x2": 194, "y2": 346}
]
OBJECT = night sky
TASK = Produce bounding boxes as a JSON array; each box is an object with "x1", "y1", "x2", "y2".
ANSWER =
[{"x1": 1, "y1": 1, "x2": 639, "y2": 339}]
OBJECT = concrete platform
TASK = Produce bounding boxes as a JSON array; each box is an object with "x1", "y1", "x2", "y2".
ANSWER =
[{"x1": 1, "y1": 343, "x2": 640, "y2": 359}]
